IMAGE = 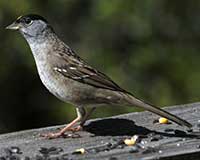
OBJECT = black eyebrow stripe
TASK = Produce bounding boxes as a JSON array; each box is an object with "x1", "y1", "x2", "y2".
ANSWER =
[{"x1": 16, "y1": 14, "x2": 48, "y2": 23}]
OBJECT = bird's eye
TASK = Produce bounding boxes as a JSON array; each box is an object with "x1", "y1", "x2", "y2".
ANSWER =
[{"x1": 24, "y1": 18, "x2": 32, "y2": 25}]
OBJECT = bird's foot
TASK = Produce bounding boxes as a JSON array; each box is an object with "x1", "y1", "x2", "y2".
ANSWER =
[
  {"x1": 40, "y1": 125, "x2": 83, "y2": 139},
  {"x1": 40, "y1": 132, "x2": 63, "y2": 139},
  {"x1": 69, "y1": 125, "x2": 83, "y2": 132}
]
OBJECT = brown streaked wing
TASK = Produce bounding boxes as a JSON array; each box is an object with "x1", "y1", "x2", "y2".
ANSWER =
[{"x1": 54, "y1": 54, "x2": 128, "y2": 93}]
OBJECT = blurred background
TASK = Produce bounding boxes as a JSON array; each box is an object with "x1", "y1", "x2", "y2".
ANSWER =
[{"x1": 0, "y1": 0, "x2": 200, "y2": 134}]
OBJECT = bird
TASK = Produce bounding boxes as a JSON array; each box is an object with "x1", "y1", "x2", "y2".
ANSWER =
[{"x1": 6, "y1": 14, "x2": 192, "y2": 138}]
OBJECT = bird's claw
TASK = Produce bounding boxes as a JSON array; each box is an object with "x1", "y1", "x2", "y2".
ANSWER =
[
  {"x1": 68, "y1": 125, "x2": 83, "y2": 132},
  {"x1": 40, "y1": 125, "x2": 83, "y2": 139},
  {"x1": 40, "y1": 132, "x2": 63, "y2": 139}
]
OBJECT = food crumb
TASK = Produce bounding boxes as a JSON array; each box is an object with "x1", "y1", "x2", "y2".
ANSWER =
[
  {"x1": 124, "y1": 135, "x2": 139, "y2": 146},
  {"x1": 74, "y1": 148, "x2": 85, "y2": 154},
  {"x1": 159, "y1": 117, "x2": 169, "y2": 124}
]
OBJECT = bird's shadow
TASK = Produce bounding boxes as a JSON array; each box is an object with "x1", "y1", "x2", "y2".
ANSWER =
[
  {"x1": 84, "y1": 118, "x2": 199, "y2": 138},
  {"x1": 84, "y1": 118, "x2": 150, "y2": 136}
]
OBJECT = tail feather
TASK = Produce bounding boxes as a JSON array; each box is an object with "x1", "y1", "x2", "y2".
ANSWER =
[{"x1": 124, "y1": 94, "x2": 192, "y2": 128}]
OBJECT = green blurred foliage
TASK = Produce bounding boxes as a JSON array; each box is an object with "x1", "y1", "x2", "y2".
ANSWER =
[{"x1": 0, "y1": 0, "x2": 200, "y2": 133}]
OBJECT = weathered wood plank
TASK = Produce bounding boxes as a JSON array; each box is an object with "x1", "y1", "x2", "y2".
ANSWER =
[{"x1": 0, "y1": 102, "x2": 200, "y2": 159}]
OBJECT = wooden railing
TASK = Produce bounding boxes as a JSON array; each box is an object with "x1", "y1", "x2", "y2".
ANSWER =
[{"x1": 0, "y1": 102, "x2": 199, "y2": 160}]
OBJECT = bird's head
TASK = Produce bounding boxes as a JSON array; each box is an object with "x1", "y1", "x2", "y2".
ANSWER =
[{"x1": 6, "y1": 14, "x2": 52, "y2": 40}]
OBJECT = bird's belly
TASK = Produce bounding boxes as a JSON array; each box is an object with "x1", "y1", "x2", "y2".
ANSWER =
[
  {"x1": 36, "y1": 64, "x2": 97, "y2": 105},
  {"x1": 36, "y1": 62, "x2": 121, "y2": 106},
  {"x1": 37, "y1": 64, "x2": 73, "y2": 103}
]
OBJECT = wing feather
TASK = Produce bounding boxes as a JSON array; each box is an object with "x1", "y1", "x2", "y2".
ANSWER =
[{"x1": 54, "y1": 52, "x2": 127, "y2": 93}]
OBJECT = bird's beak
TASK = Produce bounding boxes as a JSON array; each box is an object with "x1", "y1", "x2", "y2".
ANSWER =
[{"x1": 5, "y1": 22, "x2": 20, "y2": 30}]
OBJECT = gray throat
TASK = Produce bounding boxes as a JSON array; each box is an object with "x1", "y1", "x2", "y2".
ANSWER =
[{"x1": 21, "y1": 29, "x2": 58, "y2": 57}]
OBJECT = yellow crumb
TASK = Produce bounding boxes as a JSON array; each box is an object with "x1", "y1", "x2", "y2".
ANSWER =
[
  {"x1": 124, "y1": 135, "x2": 139, "y2": 146},
  {"x1": 159, "y1": 117, "x2": 169, "y2": 124},
  {"x1": 75, "y1": 148, "x2": 85, "y2": 154}
]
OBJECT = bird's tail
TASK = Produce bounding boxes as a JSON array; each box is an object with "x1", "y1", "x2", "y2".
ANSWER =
[{"x1": 123, "y1": 93, "x2": 192, "y2": 128}]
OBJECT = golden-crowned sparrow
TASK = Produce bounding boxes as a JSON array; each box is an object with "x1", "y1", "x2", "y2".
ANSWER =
[{"x1": 6, "y1": 14, "x2": 192, "y2": 138}]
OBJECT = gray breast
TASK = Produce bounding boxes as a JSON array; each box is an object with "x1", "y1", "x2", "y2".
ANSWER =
[
  {"x1": 28, "y1": 42, "x2": 74, "y2": 102},
  {"x1": 27, "y1": 40, "x2": 114, "y2": 106}
]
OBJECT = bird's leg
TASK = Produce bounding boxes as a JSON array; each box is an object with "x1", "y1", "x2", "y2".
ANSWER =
[
  {"x1": 80, "y1": 107, "x2": 96, "y2": 127},
  {"x1": 41, "y1": 107, "x2": 86, "y2": 139},
  {"x1": 68, "y1": 107, "x2": 96, "y2": 132}
]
